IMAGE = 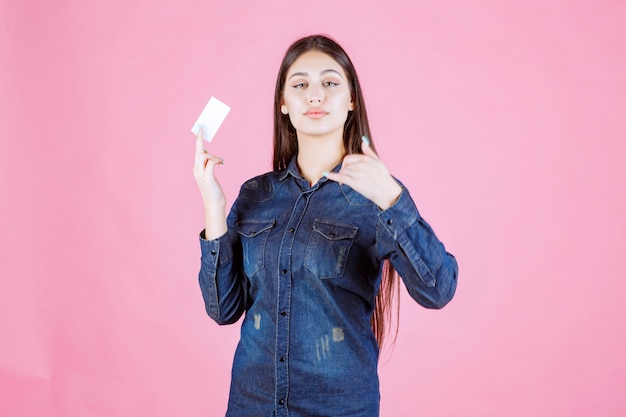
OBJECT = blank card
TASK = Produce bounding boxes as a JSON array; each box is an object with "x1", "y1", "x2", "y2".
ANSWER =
[{"x1": 190, "y1": 96, "x2": 231, "y2": 142}]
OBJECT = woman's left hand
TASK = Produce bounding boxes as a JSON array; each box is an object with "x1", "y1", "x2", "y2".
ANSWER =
[{"x1": 324, "y1": 137, "x2": 402, "y2": 210}]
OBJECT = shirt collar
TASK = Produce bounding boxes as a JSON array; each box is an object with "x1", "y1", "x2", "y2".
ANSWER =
[
  {"x1": 278, "y1": 156, "x2": 301, "y2": 182},
  {"x1": 277, "y1": 156, "x2": 343, "y2": 183}
]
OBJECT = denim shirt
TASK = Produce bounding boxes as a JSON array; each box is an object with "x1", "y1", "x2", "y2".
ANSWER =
[{"x1": 198, "y1": 158, "x2": 458, "y2": 417}]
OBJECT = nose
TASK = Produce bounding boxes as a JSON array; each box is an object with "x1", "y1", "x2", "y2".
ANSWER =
[{"x1": 307, "y1": 86, "x2": 323, "y2": 104}]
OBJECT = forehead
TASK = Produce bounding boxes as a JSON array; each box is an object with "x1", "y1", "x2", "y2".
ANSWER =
[{"x1": 286, "y1": 50, "x2": 347, "y2": 78}]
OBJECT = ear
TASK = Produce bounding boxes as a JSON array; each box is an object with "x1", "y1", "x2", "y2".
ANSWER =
[
  {"x1": 281, "y1": 105, "x2": 288, "y2": 115},
  {"x1": 349, "y1": 97, "x2": 355, "y2": 111}
]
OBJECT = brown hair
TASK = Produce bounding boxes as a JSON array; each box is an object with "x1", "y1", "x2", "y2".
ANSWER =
[{"x1": 272, "y1": 34, "x2": 399, "y2": 350}]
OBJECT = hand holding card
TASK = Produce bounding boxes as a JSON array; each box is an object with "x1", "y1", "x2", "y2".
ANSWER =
[
  {"x1": 190, "y1": 96, "x2": 231, "y2": 142},
  {"x1": 192, "y1": 98, "x2": 229, "y2": 239}
]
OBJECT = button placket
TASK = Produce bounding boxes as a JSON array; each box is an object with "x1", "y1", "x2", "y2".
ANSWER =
[{"x1": 275, "y1": 191, "x2": 311, "y2": 416}]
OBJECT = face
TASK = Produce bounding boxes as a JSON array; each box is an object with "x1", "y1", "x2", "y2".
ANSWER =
[{"x1": 281, "y1": 50, "x2": 354, "y2": 140}]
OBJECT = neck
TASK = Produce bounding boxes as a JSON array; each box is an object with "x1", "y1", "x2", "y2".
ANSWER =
[{"x1": 296, "y1": 132, "x2": 345, "y2": 186}]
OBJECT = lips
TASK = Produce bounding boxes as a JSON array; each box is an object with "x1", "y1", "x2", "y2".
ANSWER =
[{"x1": 304, "y1": 108, "x2": 328, "y2": 118}]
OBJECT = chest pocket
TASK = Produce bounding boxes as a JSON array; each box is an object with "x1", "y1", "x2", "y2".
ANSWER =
[
  {"x1": 304, "y1": 219, "x2": 358, "y2": 279},
  {"x1": 237, "y1": 219, "x2": 275, "y2": 278}
]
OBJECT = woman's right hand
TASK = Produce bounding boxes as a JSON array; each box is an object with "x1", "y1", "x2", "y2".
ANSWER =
[{"x1": 193, "y1": 130, "x2": 227, "y2": 239}]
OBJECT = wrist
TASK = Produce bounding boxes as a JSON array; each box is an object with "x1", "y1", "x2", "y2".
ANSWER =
[
  {"x1": 204, "y1": 206, "x2": 227, "y2": 240},
  {"x1": 377, "y1": 183, "x2": 402, "y2": 211},
  {"x1": 204, "y1": 198, "x2": 226, "y2": 215}
]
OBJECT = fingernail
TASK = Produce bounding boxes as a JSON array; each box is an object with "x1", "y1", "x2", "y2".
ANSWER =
[
  {"x1": 361, "y1": 135, "x2": 370, "y2": 146},
  {"x1": 322, "y1": 171, "x2": 329, "y2": 177}
]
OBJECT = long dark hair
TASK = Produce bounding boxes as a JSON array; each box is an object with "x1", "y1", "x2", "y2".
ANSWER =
[{"x1": 272, "y1": 34, "x2": 399, "y2": 350}]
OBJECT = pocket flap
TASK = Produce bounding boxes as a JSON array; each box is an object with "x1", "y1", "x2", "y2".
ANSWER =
[
  {"x1": 312, "y1": 220, "x2": 358, "y2": 241},
  {"x1": 237, "y1": 219, "x2": 276, "y2": 238}
]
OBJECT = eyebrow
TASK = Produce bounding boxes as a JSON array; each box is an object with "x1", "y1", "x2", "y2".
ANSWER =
[{"x1": 287, "y1": 69, "x2": 344, "y2": 80}]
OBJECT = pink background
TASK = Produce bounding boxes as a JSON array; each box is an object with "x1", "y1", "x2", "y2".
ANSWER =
[{"x1": 2, "y1": 0, "x2": 625, "y2": 416}]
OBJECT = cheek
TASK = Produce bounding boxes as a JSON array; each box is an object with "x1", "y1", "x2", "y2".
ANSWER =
[
  {"x1": 338, "y1": 94, "x2": 354, "y2": 111},
  {"x1": 283, "y1": 94, "x2": 300, "y2": 110},
  {"x1": 286, "y1": 111, "x2": 302, "y2": 127}
]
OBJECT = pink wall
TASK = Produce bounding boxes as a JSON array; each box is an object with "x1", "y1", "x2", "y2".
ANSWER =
[{"x1": 2, "y1": 0, "x2": 625, "y2": 416}]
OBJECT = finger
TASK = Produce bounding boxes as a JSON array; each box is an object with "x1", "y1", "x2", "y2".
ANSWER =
[
  {"x1": 196, "y1": 133, "x2": 205, "y2": 154},
  {"x1": 195, "y1": 148, "x2": 223, "y2": 171},
  {"x1": 324, "y1": 171, "x2": 349, "y2": 185},
  {"x1": 199, "y1": 154, "x2": 223, "y2": 167},
  {"x1": 337, "y1": 167, "x2": 367, "y2": 185},
  {"x1": 361, "y1": 135, "x2": 379, "y2": 160},
  {"x1": 195, "y1": 156, "x2": 223, "y2": 179},
  {"x1": 196, "y1": 127, "x2": 205, "y2": 141},
  {"x1": 341, "y1": 154, "x2": 368, "y2": 166},
  {"x1": 194, "y1": 152, "x2": 209, "y2": 175},
  {"x1": 206, "y1": 156, "x2": 224, "y2": 167}
]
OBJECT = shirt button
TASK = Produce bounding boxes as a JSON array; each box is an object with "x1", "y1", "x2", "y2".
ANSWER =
[
  {"x1": 279, "y1": 399, "x2": 285, "y2": 405},
  {"x1": 210, "y1": 250, "x2": 216, "y2": 256},
  {"x1": 280, "y1": 311, "x2": 287, "y2": 316},
  {"x1": 387, "y1": 219, "x2": 393, "y2": 225},
  {"x1": 289, "y1": 228, "x2": 294, "y2": 233},
  {"x1": 279, "y1": 356, "x2": 285, "y2": 362},
  {"x1": 281, "y1": 269, "x2": 288, "y2": 274}
]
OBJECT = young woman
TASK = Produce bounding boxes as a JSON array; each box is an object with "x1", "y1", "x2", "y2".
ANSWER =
[{"x1": 193, "y1": 35, "x2": 458, "y2": 417}]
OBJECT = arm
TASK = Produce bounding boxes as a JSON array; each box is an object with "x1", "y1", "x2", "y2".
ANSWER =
[
  {"x1": 198, "y1": 225, "x2": 247, "y2": 325},
  {"x1": 193, "y1": 130, "x2": 227, "y2": 239},
  {"x1": 194, "y1": 130, "x2": 246, "y2": 324},
  {"x1": 377, "y1": 188, "x2": 458, "y2": 309},
  {"x1": 324, "y1": 136, "x2": 457, "y2": 308}
]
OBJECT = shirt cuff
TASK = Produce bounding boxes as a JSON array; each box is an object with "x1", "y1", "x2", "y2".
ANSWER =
[
  {"x1": 199, "y1": 229, "x2": 234, "y2": 271},
  {"x1": 378, "y1": 188, "x2": 420, "y2": 239}
]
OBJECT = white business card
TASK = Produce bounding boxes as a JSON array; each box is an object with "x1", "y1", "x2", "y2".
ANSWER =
[{"x1": 190, "y1": 96, "x2": 231, "y2": 142}]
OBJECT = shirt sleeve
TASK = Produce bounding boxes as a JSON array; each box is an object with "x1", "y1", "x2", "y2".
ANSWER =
[
  {"x1": 198, "y1": 218, "x2": 247, "y2": 325},
  {"x1": 377, "y1": 187, "x2": 458, "y2": 309}
]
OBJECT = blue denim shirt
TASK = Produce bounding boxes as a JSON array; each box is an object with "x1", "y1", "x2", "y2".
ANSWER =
[{"x1": 198, "y1": 158, "x2": 458, "y2": 417}]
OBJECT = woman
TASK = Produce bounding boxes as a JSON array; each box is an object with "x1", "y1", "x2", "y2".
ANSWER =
[{"x1": 193, "y1": 34, "x2": 458, "y2": 417}]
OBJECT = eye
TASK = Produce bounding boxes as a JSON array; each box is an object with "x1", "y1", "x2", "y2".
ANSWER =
[
  {"x1": 292, "y1": 82, "x2": 307, "y2": 89},
  {"x1": 323, "y1": 81, "x2": 339, "y2": 87}
]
